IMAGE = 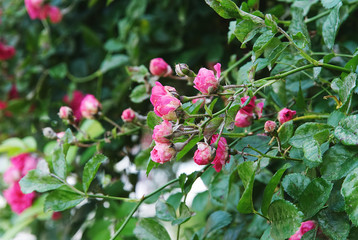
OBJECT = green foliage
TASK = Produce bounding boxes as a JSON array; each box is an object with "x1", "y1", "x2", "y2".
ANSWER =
[{"x1": 82, "y1": 154, "x2": 108, "y2": 193}]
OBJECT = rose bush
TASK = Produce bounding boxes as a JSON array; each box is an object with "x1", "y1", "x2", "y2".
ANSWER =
[{"x1": 1, "y1": 0, "x2": 358, "y2": 239}]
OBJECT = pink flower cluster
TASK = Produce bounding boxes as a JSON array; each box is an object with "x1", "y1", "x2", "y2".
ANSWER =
[
  {"x1": 235, "y1": 96, "x2": 264, "y2": 128},
  {"x1": 149, "y1": 58, "x2": 172, "y2": 77},
  {"x1": 289, "y1": 221, "x2": 316, "y2": 240},
  {"x1": 193, "y1": 63, "x2": 221, "y2": 94},
  {"x1": 25, "y1": 0, "x2": 62, "y2": 23},
  {"x1": 3, "y1": 153, "x2": 38, "y2": 214},
  {"x1": 151, "y1": 120, "x2": 176, "y2": 163},
  {"x1": 0, "y1": 41, "x2": 16, "y2": 61},
  {"x1": 150, "y1": 82, "x2": 181, "y2": 120},
  {"x1": 194, "y1": 134, "x2": 230, "y2": 172}
]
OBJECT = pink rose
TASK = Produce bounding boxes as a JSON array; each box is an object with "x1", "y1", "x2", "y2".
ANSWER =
[
  {"x1": 3, "y1": 182, "x2": 36, "y2": 214},
  {"x1": 289, "y1": 232, "x2": 302, "y2": 240},
  {"x1": 255, "y1": 101, "x2": 264, "y2": 119},
  {"x1": 10, "y1": 153, "x2": 38, "y2": 177},
  {"x1": 240, "y1": 96, "x2": 256, "y2": 113},
  {"x1": 264, "y1": 120, "x2": 277, "y2": 133},
  {"x1": 289, "y1": 221, "x2": 316, "y2": 240},
  {"x1": 194, "y1": 142, "x2": 213, "y2": 165},
  {"x1": 80, "y1": 94, "x2": 101, "y2": 119},
  {"x1": 46, "y1": 5, "x2": 62, "y2": 23},
  {"x1": 150, "y1": 82, "x2": 181, "y2": 120},
  {"x1": 3, "y1": 166, "x2": 21, "y2": 184},
  {"x1": 210, "y1": 134, "x2": 230, "y2": 172},
  {"x1": 121, "y1": 108, "x2": 136, "y2": 122},
  {"x1": 149, "y1": 58, "x2": 172, "y2": 77},
  {"x1": 58, "y1": 106, "x2": 73, "y2": 120},
  {"x1": 0, "y1": 42, "x2": 16, "y2": 61},
  {"x1": 63, "y1": 90, "x2": 85, "y2": 122},
  {"x1": 152, "y1": 120, "x2": 173, "y2": 143},
  {"x1": 235, "y1": 109, "x2": 253, "y2": 128},
  {"x1": 150, "y1": 143, "x2": 176, "y2": 164},
  {"x1": 278, "y1": 108, "x2": 296, "y2": 124},
  {"x1": 193, "y1": 63, "x2": 221, "y2": 94}
]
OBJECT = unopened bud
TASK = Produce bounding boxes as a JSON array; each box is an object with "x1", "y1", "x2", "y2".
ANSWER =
[
  {"x1": 58, "y1": 106, "x2": 73, "y2": 120},
  {"x1": 43, "y1": 127, "x2": 57, "y2": 139},
  {"x1": 175, "y1": 63, "x2": 196, "y2": 77},
  {"x1": 264, "y1": 120, "x2": 277, "y2": 133}
]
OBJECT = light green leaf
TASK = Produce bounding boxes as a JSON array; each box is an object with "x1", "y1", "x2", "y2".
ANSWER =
[
  {"x1": 237, "y1": 161, "x2": 256, "y2": 213},
  {"x1": 133, "y1": 218, "x2": 171, "y2": 240},
  {"x1": 44, "y1": 190, "x2": 85, "y2": 212},
  {"x1": 341, "y1": 168, "x2": 358, "y2": 226},
  {"x1": 147, "y1": 111, "x2": 162, "y2": 130},
  {"x1": 192, "y1": 191, "x2": 209, "y2": 212},
  {"x1": 82, "y1": 154, "x2": 108, "y2": 193},
  {"x1": 19, "y1": 169, "x2": 63, "y2": 194},
  {"x1": 176, "y1": 136, "x2": 201, "y2": 161},
  {"x1": 100, "y1": 54, "x2": 129, "y2": 73},
  {"x1": 322, "y1": 0, "x2": 342, "y2": 9},
  {"x1": 334, "y1": 115, "x2": 358, "y2": 145},
  {"x1": 253, "y1": 31, "x2": 276, "y2": 59},
  {"x1": 48, "y1": 63, "x2": 67, "y2": 79},
  {"x1": 155, "y1": 200, "x2": 176, "y2": 222},
  {"x1": 298, "y1": 178, "x2": 333, "y2": 218},
  {"x1": 203, "y1": 211, "x2": 232, "y2": 237},
  {"x1": 234, "y1": 19, "x2": 261, "y2": 46},
  {"x1": 172, "y1": 202, "x2": 192, "y2": 225},
  {"x1": 209, "y1": 173, "x2": 230, "y2": 206},
  {"x1": 282, "y1": 173, "x2": 311, "y2": 200},
  {"x1": 79, "y1": 119, "x2": 105, "y2": 140},
  {"x1": 331, "y1": 73, "x2": 357, "y2": 112},
  {"x1": 322, "y1": 2, "x2": 342, "y2": 49},
  {"x1": 205, "y1": 0, "x2": 241, "y2": 19},
  {"x1": 268, "y1": 199, "x2": 303, "y2": 240},
  {"x1": 130, "y1": 84, "x2": 150, "y2": 103},
  {"x1": 52, "y1": 145, "x2": 67, "y2": 179}
]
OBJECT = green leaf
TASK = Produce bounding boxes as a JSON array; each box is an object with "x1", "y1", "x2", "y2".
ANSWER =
[
  {"x1": 205, "y1": 0, "x2": 241, "y2": 19},
  {"x1": 52, "y1": 145, "x2": 67, "y2": 179},
  {"x1": 237, "y1": 161, "x2": 256, "y2": 213},
  {"x1": 203, "y1": 211, "x2": 232, "y2": 237},
  {"x1": 278, "y1": 120, "x2": 293, "y2": 146},
  {"x1": 321, "y1": 144, "x2": 358, "y2": 180},
  {"x1": 302, "y1": 139, "x2": 322, "y2": 168},
  {"x1": 19, "y1": 169, "x2": 63, "y2": 194},
  {"x1": 146, "y1": 159, "x2": 159, "y2": 176},
  {"x1": 261, "y1": 164, "x2": 290, "y2": 216},
  {"x1": 133, "y1": 218, "x2": 171, "y2": 240},
  {"x1": 342, "y1": 167, "x2": 358, "y2": 226},
  {"x1": 147, "y1": 111, "x2": 162, "y2": 130},
  {"x1": 209, "y1": 173, "x2": 230, "y2": 206},
  {"x1": 282, "y1": 173, "x2": 311, "y2": 200},
  {"x1": 234, "y1": 19, "x2": 261, "y2": 46},
  {"x1": 332, "y1": 73, "x2": 357, "y2": 112},
  {"x1": 328, "y1": 110, "x2": 346, "y2": 127},
  {"x1": 317, "y1": 208, "x2": 350, "y2": 240},
  {"x1": 322, "y1": 0, "x2": 342, "y2": 9},
  {"x1": 268, "y1": 42, "x2": 289, "y2": 70},
  {"x1": 134, "y1": 148, "x2": 152, "y2": 168},
  {"x1": 289, "y1": 7, "x2": 310, "y2": 47},
  {"x1": 100, "y1": 54, "x2": 129, "y2": 73},
  {"x1": 289, "y1": 123, "x2": 332, "y2": 148},
  {"x1": 192, "y1": 191, "x2": 209, "y2": 212},
  {"x1": 104, "y1": 38, "x2": 124, "y2": 52},
  {"x1": 322, "y1": 2, "x2": 342, "y2": 49},
  {"x1": 155, "y1": 200, "x2": 176, "y2": 221},
  {"x1": 298, "y1": 178, "x2": 333, "y2": 218},
  {"x1": 203, "y1": 117, "x2": 223, "y2": 140},
  {"x1": 44, "y1": 190, "x2": 85, "y2": 212},
  {"x1": 79, "y1": 119, "x2": 105, "y2": 140},
  {"x1": 48, "y1": 63, "x2": 67, "y2": 79},
  {"x1": 82, "y1": 154, "x2": 108, "y2": 193},
  {"x1": 176, "y1": 136, "x2": 201, "y2": 161},
  {"x1": 334, "y1": 115, "x2": 358, "y2": 145},
  {"x1": 253, "y1": 31, "x2": 276, "y2": 59},
  {"x1": 268, "y1": 199, "x2": 303, "y2": 240},
  {"x1": 172, "y1": 202, "x2": 192, "y2": 225},
  {"x1": 130, "y1": 84, "x2": 150, "y2": 103}
]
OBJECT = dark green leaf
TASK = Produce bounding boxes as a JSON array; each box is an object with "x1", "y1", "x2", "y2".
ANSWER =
[
  {"x1": 282, "y1": 173, "x2": 311, "y2": 200},
  {"x1": 82, "y1": 154, "x2": 108, "y2": 193},
  {"x1": 203, "y1": 211, "x2": 232, "y2": 237},
  {"x1": 133, "y1": 218, "x2": 171, "y2": 240},
  {"x1": 237, "y1": 161, "x2": 256, "y2": 213},
  {"x1": 176, "y1": 136, "x2": 201, "y2": 161},
  {"x1": 134, "y1": 148, "x2": 152, "y2": 168},
  {"x1": 278, "y1": 120, "x2": 293, "y2": 146},
  {"x1": 317, "y1": 208, "x2": 350, "y2": 240},
  {"x1": 205, "y1": 0, "x2": 241, "y2": 19},
  {"x1": 130, "y1": 84, "x2": 150, "y2": 103},
  {"x1": 268, "y1": 199, "x2": 303, "y2": 240},
  {"x1": 146, "y1": 159, "x2": 159, "y2": 177},
  {"x1": 328, "y1": 111, "x2": 346, "y2": 127},
  {"x1": 172, "y1": 203, "x2": 192, "y2": 225},
  {"x1": 155, "y1": 200, "x2": 176, "y2": 221},
  {"x1": 234, "y1": 19, "x2": 261, "y2": 46},
  {"x1": 298, "y1": 178, "x2": 333, "y2": 218},
  {"x1": 289, "y1": 123, "x2": 332, "y2": 148},
  {"x1": 49, "y1": 63, "x2": 67, "y2": 79},
  {"x1": 262, "y1": 164, "x2": 290, "y2": 216},
  {"x1": 334, "y1": 115, "x2": 358, "y2": 145},
  {"x1": 166, "y1": 192, "x2": 183, "y2": 210},
  {"x1": 19, "y1": 169, "x2": 63, "y2": 194},
  {"x1": 321, "y1": 144, "x2": 358, "y2": 180},
  {"x1": 209, "y1": 173, "x2": 230, "y2": 206},
  {"x1": 203, "y1": 117, "x2": 223, "y2": 140},
  {"x1": 268, "y1": 42, "x2": 289, "y2": 70},
  {"x1": 192, "y1": 191, "x2": 209, "y2": 212},
  {"x1": 322, "y1": 2, "x2": 342, "y2": 49},
  {"x1": 147, "y1": 111, "x2": 162, "y2": 130},
  {"x1": 104, "y1": 38, "x2": 124, "y2": 52},
  {"x1": 332, "y1": 73, "x2": 357, "y2": 112},
  {"x1": 44, "y1": 190, "x2": 85, "y2": 212},
  {"x1": 341, "y1": 167, "x2": 358, "y2": 226},
  {"x1": 253, "y1": 31, "x2": 276, "y2": 59},
  {"x1": 100, "y1": 54, "x2": 129, "y2": 73},
  {"x1": 302, "y1": 139, "x2": 322, "y2": 168}
]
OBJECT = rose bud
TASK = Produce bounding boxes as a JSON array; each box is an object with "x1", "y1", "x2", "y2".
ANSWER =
[
  {"x1": 149, "y1": 58, "x2": 172, "y2": 77},
  {"x1": 58, "y1": 106, "x2": 73, "y2": 120},
  {"x1": 150, "y1": 82, "x2": 181, "y2": 120},
  {"x1": 121, "y1": 108, "x2": 136, "y2": 122},
  {"x1": 150, "y1": 143, "x2": 176, "y2": 164},
  {"x1": 46, "y1": 5, "x2": 62, "y2": 23},
  {"x1": 152, "y1": 120, "x2": 173, "y2": 143},
  {"x1": 278, "y1": 108, "x2": 296, "y2": 124},
  {"x1": 264, "y1": 121, "x2": 277, "y2": 133},
  {"x1": 193, "y1": 63, "x2": 221, "y2": 94},
  {"x1": 234, "y1": 109, "x2": 253, "y2": 128},
  {"x1": 80, "y1": 94, "x2": 101, "y2": 119},
  {"x1": 193, "y1": 142, "x2": 213, "y2": 165}
]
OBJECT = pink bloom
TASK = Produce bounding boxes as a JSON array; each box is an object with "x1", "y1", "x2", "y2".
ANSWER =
[
  {"x1": 0, "y1": 101, "x2": 7, "y2": 110},
  {"x1": 150, "y1": 143, "x2": 176, "y2": 164},
  {"x1": 52, "y1": 211, "x2": 62, "y2": 220},
  {"x1": 3, "y1": 166, "x2": 21, "y2": 184},
  {"x1": 264, "y1": 120, "x2": 277, "y2": 133},
  {"x1": 63, "y1": 90, "x2": 85, "y2": 122},
  {"x1": 152, "y1": 120, "x2": 173, "y2": 143},
  {"x1": 10, "y1": 153, "x2": 38, "y2": 177},
  {"x1": 255, "y1": 101, "x2": 264, "y2": 119},
  {"x1": 194, "y1": 142, "x2": 213, "y2": 165},
  {"x1": 80, "y1": 94, "x2": 101, "y2": 119},
  {"x1": 121, "y1": 108, "x2": 136, "y2": 122},
  {"x1": 3, "y1": 182, "x2": 36, "y2": 214},
  {"x1": 289, "y1": 221, "x2": 316, "y2": 240},
  {"x1": 149, "y1": 58, "x2": 172, "y2": 77},
  {"x1": 235, "y1": 109, "x2": 253, "y2": 128},
  {"x1": 150, "y1": 82, "x2": 181, "y2": 120},
  {"x1": 210, "y1": 134, "x2": 230, "y2": 172},
  {"x1": 240, "y1": 96, "x2": 256, "y2": 113},
  {"x1": 58, "y1": 106, "x2": 73, "y2": 120},
  {"x1": 0, "y1": 42, "x2": 16, "y2": 61},
  {"x1": 46, "y1": 5, "x2": 62, "y2": 23},
  {"x1": 278, "y1": 108, "x2": 296, "y2": 124},
  {"x1": 193, "y1": 63, "x2": 221, "y2": 94}
]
